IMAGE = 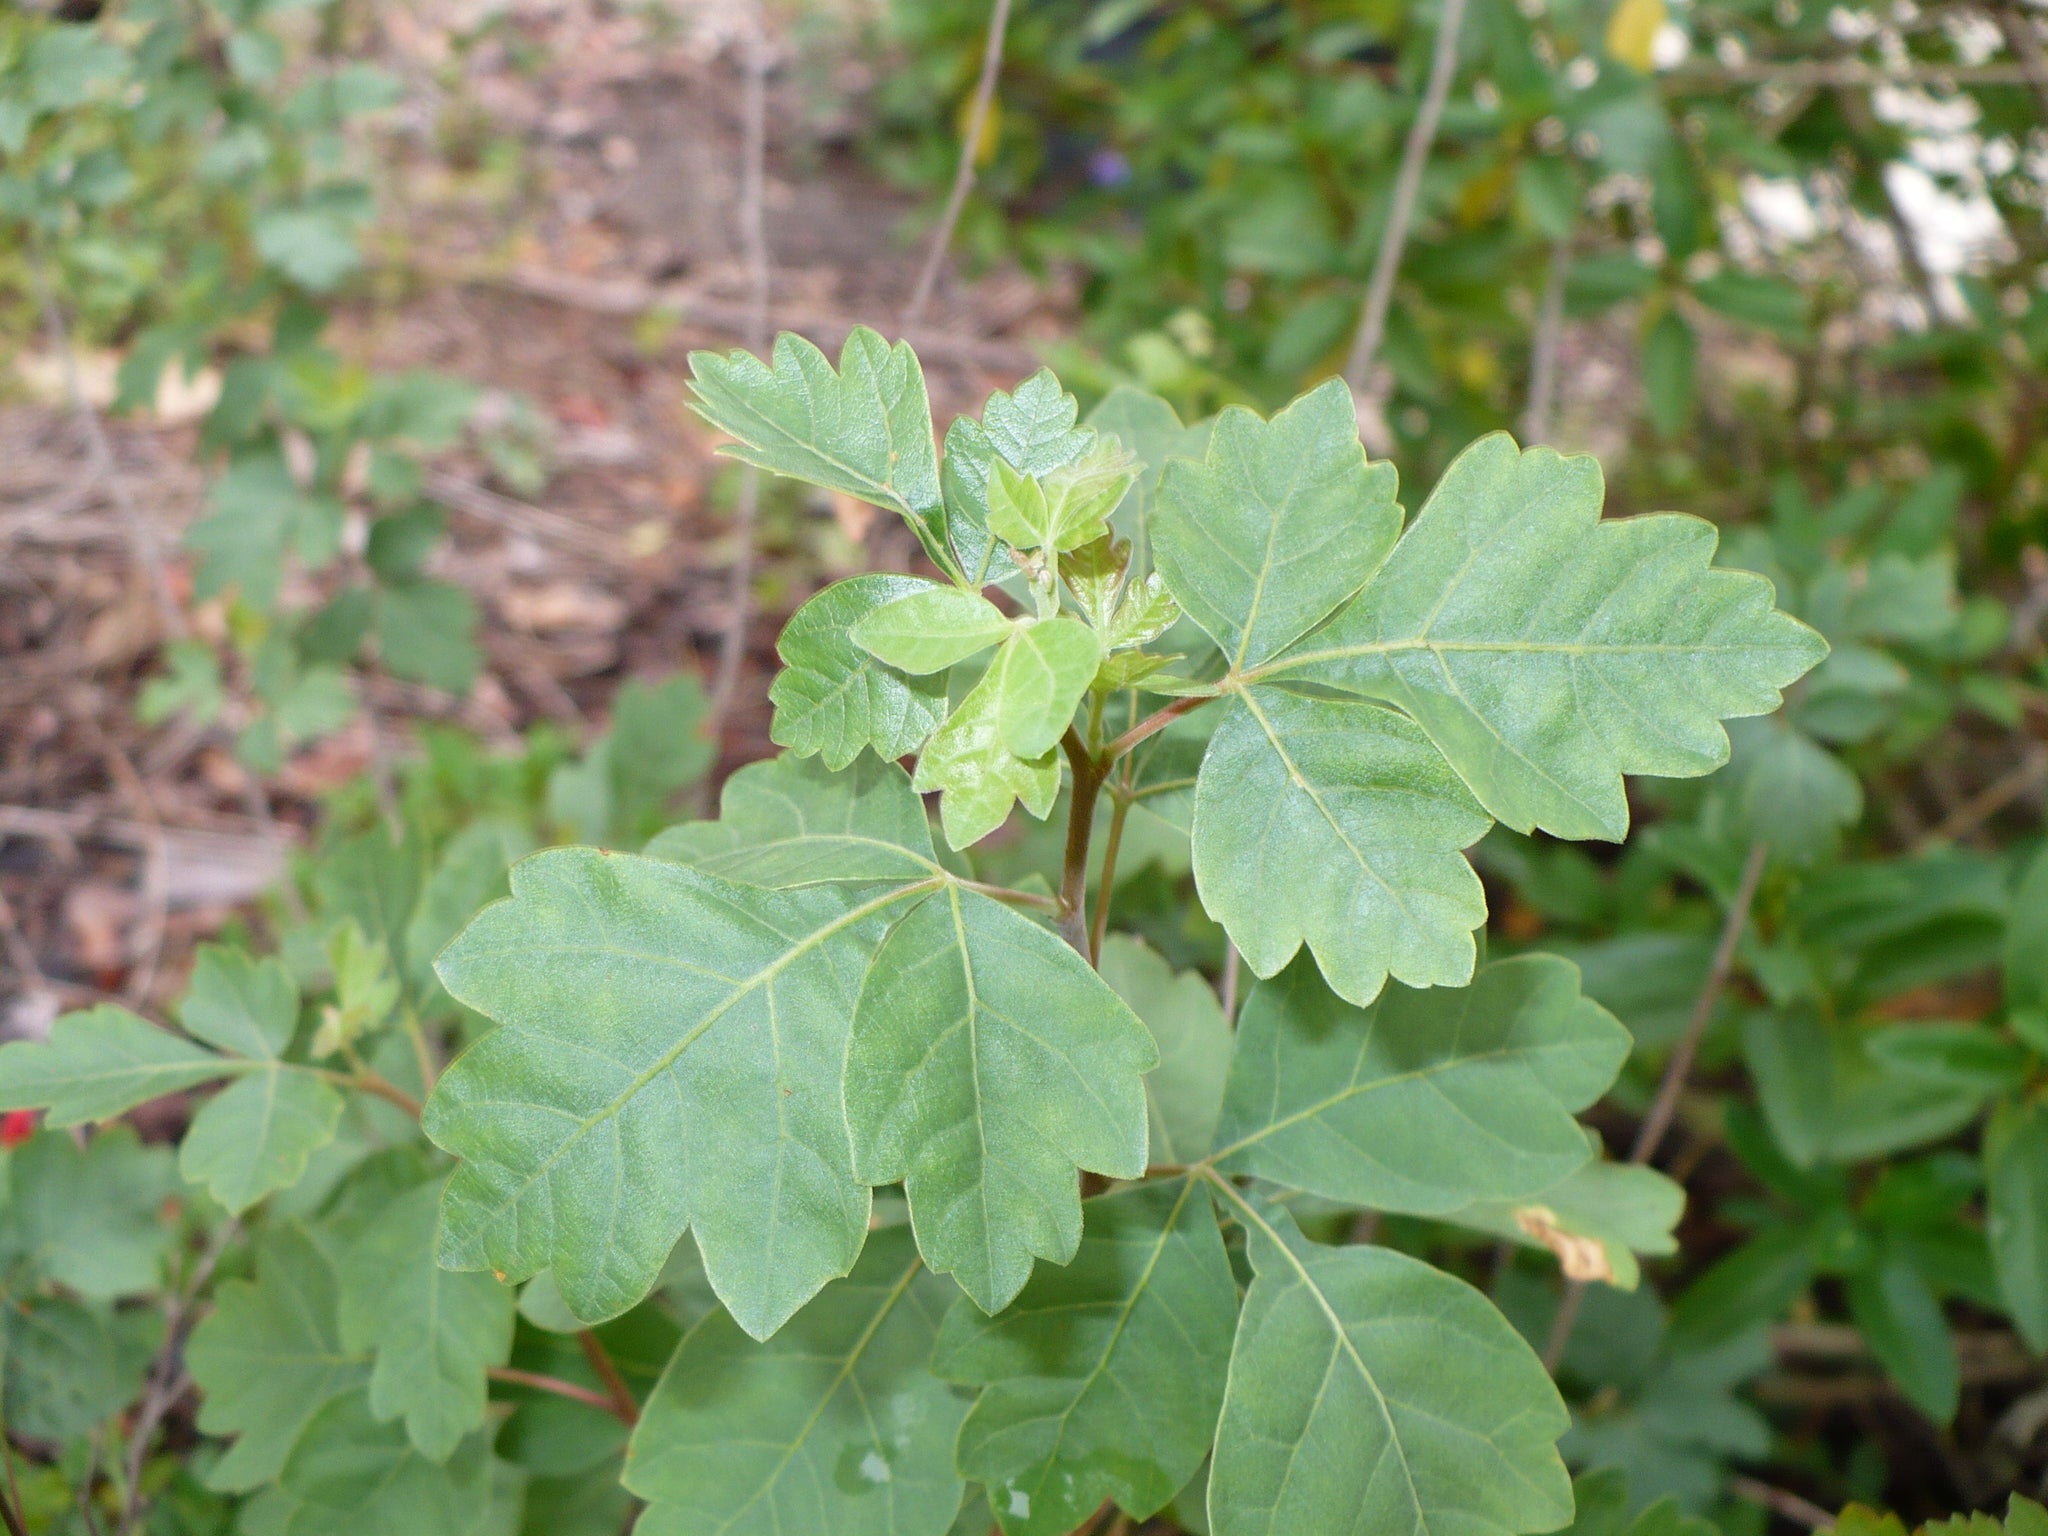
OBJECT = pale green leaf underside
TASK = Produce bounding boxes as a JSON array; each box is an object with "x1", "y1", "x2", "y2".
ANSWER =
[
  {"x1": 180, "y1": 1068, "x2": 345, "y2": 1215},
  {"x1": 1212, "y1": 955, "x2": 1628, "y2": 1214},
  {"x1": 426, "y1": 849, "x2": 924, "y2": 1338},
  {"x1": 1099, "y1": 935, "x2": 1232, "y2": 1164},
  {"x1": 853, "y1": 585, "x2": 1015, "y2": 674},
  {"x1": 844, "y1": 886, "x2": 1157, "y2": 1314},
  {"x1": 934, "y1": 1178, "x2": 1239, "y2": 1536},
  {"x1": 647, "y1": 753, "x2": 939, "y2": 886},
  {"x1": 273, "y1": 1390, "x2": 497, "y2": 1536},
  {"x1": 688, "y1": 328, "x2": 956, "y2": 577},
  {"x1": 1282, "y1": 434, "x2": 1828, "y2": 841},
  {"x1": 1151, "y1": 377, "x2": 1399, "y2": 671},
  {"x1": 188, "y1": 1223, "x2": 371, "y2": 1491},
  {"x1": 338, "y1": 1178, "x2": 515, "y2": 1460},
  {"x1": 180, "y1": 945, "x2": 298, "y2": 1058},
  {"x1": 625, "y1": 1226, "x2": 966, "y2": 1536},
  {"x1": 0, "y1": 1005, "x2": 230, "y2": 1125},
  {"x1": 1193, "y1": 687, "x2": 1492, "y2": 1007},
  {"x1": 912, "y1": 666, "x2": 1061, "y2": 851},
  {"x1": 1442, "y1": 1154, "x2": 1684, "y2": 1291},
  {"x1": 770, "y1": 575, "x2": 950, "y2": 770},
  {"x1": 1207, "y1": 1193, "x2": 1572, "y2": 1536}
]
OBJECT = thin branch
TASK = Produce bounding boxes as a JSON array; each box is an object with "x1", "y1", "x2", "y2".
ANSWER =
[
  {"x1": 1544, "y1": 838, "x2": 1769, "y2": 1372},
  {"x1": 1057, "y1": 729, "x2": 1108, "y2": 959},
  {"x1": 488, "y1": 1366, "x2": 634, "y2": 1424},
  {"x1": 1343, "y1": 0, "x2": 1470, "y2": 390},
  {"x1": 1521, "y1": 234, "x2": 1570, "y2": 446},
  {"x1": 577, "y1": 1330, "x2": 640, "y2": 1426},
  {"x1": 1996, "y1": 3, "x2": 2048, "y2": 119},
  {"x1": 1088, "y1": 791, "x2": 1132, "y2": 965},
  {"x1": 1670, "y1": 58, "x2": 2047, "y2": 88},
  {"x1": 1728, "y1": 1475, "x2": 1835, "y2": 1531},
  {"x1": 25, "y1": 248, "x2": 184, "y2": 638},
  {"x1": 954, "y1": 878, "x2": 1061, "y2": 914},
  {"x1": 708, "y1": 4, "x2": 774, "y2": 735},
  {"x1": 1220, "y1": 944, "x2": 1241, "y2": 1023},
  {"x1": 902, "y1": 0, "x2": 1015, "y2": 325},
  {"x1": 1917, "y1": 745, "x2": 2048, "y2": 849},
  {"x1": 1100, "y1": 691, "x2": 1217, "y2": 762}
]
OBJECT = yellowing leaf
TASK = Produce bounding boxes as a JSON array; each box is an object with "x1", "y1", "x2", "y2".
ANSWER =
[{"x1": 1605, "y1": 0, "x2": 1667, "y2": 73}]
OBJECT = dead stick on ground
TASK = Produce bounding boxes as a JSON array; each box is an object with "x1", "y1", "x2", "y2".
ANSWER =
[
  {"x1": 902, "y1": 0, "x2": 1015, "y2": 326},
  {"x1": 1543, "y1": 839, "x2": 1770, "y2": 1371},
  {"x1": 1343, "y1": 0, "x2": 1469, "y2": 392},
  {"x1": 25, "y1": 249, "x2": 184, "y2": 639},
  {"x1": 708, "y1": 4, "x2": 774, "y2": 738}
]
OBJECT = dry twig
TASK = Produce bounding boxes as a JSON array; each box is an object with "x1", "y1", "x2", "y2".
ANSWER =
[{"x1": 902, "y1": 0, "x2": 1015, "y2": 325}]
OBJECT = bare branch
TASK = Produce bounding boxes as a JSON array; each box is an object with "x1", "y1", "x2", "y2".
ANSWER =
[
  {"x1": 1520, "y1": 234, "x2": 1571, "y2": 447},
  {"x1": 902, "y1": 0, "x2": 1015, "y2": 326}
]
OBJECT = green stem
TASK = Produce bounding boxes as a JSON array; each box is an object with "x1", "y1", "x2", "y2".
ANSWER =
[
  {"x1": 577, "y1": 1330, "x2": 640, "y2": 1425},
  {"x1": 1088, "y1": 790, "x2": 1131, "y2": 966}
]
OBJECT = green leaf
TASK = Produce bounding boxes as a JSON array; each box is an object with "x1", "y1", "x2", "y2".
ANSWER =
[
  {"x1": 985, "y1": 440, "x2": 1137, "y2": 555},
  {"x1": 184, "y1": 453, "x2": 342, "y2": 608},
  {"x1": 182, "y1": 944, "x2": 300, "y2": 1057},
  {"x1": 1716, "y1": 716, "x2": 1861, "y2": 864},
  {"x1": 911, "y1": 665, "x2": 1062, "y2": 851},
  {"x1": 2, "y1": 1296, "x2": 155, "y2": 1443},
  {"x1": 1087, "y1": 386, "x2": 1212, "y2": 576},
  {"x1": 770, "y1": 575, "x2": 951, "y2": 770},
  {"x1": 377, "y1": 580, "x2": 481, "y2": 694},
  {"x1": 988, "y1": 619, "x2": 1102, "y2": 758},
  {"x1": 427, "y1": 849, "x2": 924, "y2": 1336},
  {"x1": 1206, "y1": 1191, "x2": 1572, "y2": 1536},
  {"x1": 648, "y1": 752, "x2": 939, "y2": 886},
  {"x1": 1099, "y1": 936, "x2": 1232, "y2": 1164},
  {"x1": 1285, "y1": 434, "x2": 1828, "y2": 840},
  {"x1": 1445, "y1": 1156, "x2": 1684, "y2": 1290},
  {"x1": 181, "y1": 1069, "x2": 345, "y2": 1214},
  {"x1": 843, "y1": 886, "x2": 1157, "y2": 1312},
  {"x1": 406, "y1": 820, "x2": 535, "y2": 1004},
  {"x1": 253, "y1": 204, "x2": 364, "y2": 290},
  {"x1": 942, "y1": 370, "x2": 1096, "y2": 586},
  {"x1": 1212, "y1": 955, "x2": 1626, "y2": 1213},
  {"x1": 0, "y1": 1005, "x2": 229, "y2": 1124},
  {"x1": 272, "y1": 1391, "x2": 497, "y2": 1536},
  {"x1": 1642, "y1": 310, "x2": 1697, "y2": 439},
  {"x1": 339, "y1": 1177, "x2": 516, "y2": 1458},
  {"x1": 687, "y1": 330, "x2": 955, "y2": 578},
  {"x1": 624, "y1": 1226, "x2": 966, "y2": 1536},
  {"x1": 1986, "y1": 1100, "x2": 2048, "y2": 1352},
  {"x1": 1691, "y1": 271, "x2": 1808, "y2": 338},
  {"x1": 1192, "y1": 687, "x2": 1492, "y2": 1005},
  {"x1": 189, "y1": 1222, "x2": 372, "y2": 1491},
  {"x1": 933, "y1": 1177, "x2": 1238, "y2": 1536},
  {"x1": 2005, "y1": 844, "x2": 2048, "y2": 1018},
  {"x1": 1845, "y1": 1246, "x2": 1958, "y2": 1423},
  {"x1": 0, "y1": 1128, "x2": 175, "y2": 1299},
  {"x1": 1152, "y1": 378, "x2": 1399, "y2": 671},
  {"x1": 853, "y1": 584, "x2": 1015, "y2": 674}
]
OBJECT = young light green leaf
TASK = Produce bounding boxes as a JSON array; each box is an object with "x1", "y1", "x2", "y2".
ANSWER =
[
  {"x1": 339, "y1": 1177, "x2": 516, "y2": 1459},
  {"x1": 0, "y1": 1004, "x2": 230, "y2": 1125},
  {"x1": 274, "y1": 1390, "x2": 497, "y2": 1536},
  {"x1": 188, "y1": 1222, "x2": 372, "y2": 1491},
  {"x1": 1206, "y1": 1191, "x2": 1572, "y2": 1536},
  {"x1": 181, "y1": 943, "x2": 299, "y2": 1057},
  {"x1": 1282, "y1": 435, "x2": 1828, "y2": 841},
  {"x1": 1212, "y1": 956, "x2": 1627, "y2": 1213},
  {"x1": 1192, "y1": 687, "x2": 1492, "y2": 1006},
  {"x1": 180, "y1": 1069, "x2": 346, "y2": 1214},
  {"x1": 426, "y1": 849, "x2": 923, "y2": 1337},
  {"x1": 1151, "y1": 378, "x2": 1399, "y2": 671},
  {"x1": 986, "y1": 440, "x2": 1137, "y2": 554},
  {"x1": 689, "y1": 329, "x2": 955, "y2": 577},
  {"x1": 912, "y1": 667, "x2": 1061, "y2": 850},
  {"x1": 852, "y1": 585, "x2": 1016, "y2": 674},
  {"x1": 933, "y1": 1177, "x2": 1239, "y2": 1536},
  {"x1": 0, "y1": 1128, "x2": 175, "y2": 1299},
  {"x1": 942, "y1": 370, "x2": 1096, "y2": 586},
  {"x1": 770, "y1": 575, "x2": 951, "y2": 770},
  {"x1": 648, "y1": 752, "x2": 938, "y2": 886},
  {"x1": 624, "y1": 1226, "x2": 966, "y2": 1536},
  {"x1": 311, "y1": 919, "x2": 399, "y2": 1057},
  {"x1": 1986, "y1": 1100, "x2": 2048, "y2": 1352},
  {"x1": 989, "y1": 618, "x2": 1102, "y2": 758},
  {"x1": 1099, "y1": 935, "x2": 1232, "y2": 1164},
  {"x1": 844, "y1": 886, "x2": 1157, "y2": 1313},
  {"x1": 1088, "y1": 385, "x2": 1212, "y2": 577},
  {"x1": 1105, "y1": 571, "x2": 1180, "y2": 651},
  {"x1": 1059, "y1": 535, "x2": 1130, "y2": 631}
]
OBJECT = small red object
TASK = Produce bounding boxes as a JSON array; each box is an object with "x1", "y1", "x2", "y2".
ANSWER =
[{"x1": 0, "y1": 1111, "x2": 38, "y2": 1149}]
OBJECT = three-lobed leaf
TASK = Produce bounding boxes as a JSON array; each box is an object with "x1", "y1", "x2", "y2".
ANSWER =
[
  {"x1": 1099, "y1": 935, "x2": 1233, "y2": 1164},
  {"x1": 853, "y1": 584, "x2": 1016, "y2": 674},
  {"x1": 769, "y1": 574, "x2": 951, "y2": 770},
  {"x1": 942, "y1": 369, "x2": 1096, "y2": 586},
  {"x1": 986, "y1": 618, "x2": 1102, "y2": 759},
  {"x1": 911, "y1": 666, "x2": 1061, "y2": 850},
  {"x1": 843, "y1": 885, "x2": 1157, "y2": 1313},
  {"x1": 1280, "y1": 434, "x2": 1828, "y2": 840},
  {"x1": 426, "y1": 848, "x2": 922, "y2": 1337}
]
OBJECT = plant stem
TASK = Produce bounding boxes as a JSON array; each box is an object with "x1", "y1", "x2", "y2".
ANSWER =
[
  {"x1": 577, "y1": 1330, "x2": 640, "y2": 1426},
  {"x1": 488, "y1": 1366, "x2": 634, "y2": 1424},
  {"x1": 956, "y1": 878, "x2": 1060, "y2": 914},
  {"x1": 1058, "y1": 728, "x2": 1108, "y2": 958},
  {"x1": 903, "y1": 0, "x2": 1015, "y2": 325},
  {"x1": 1088, "y1": 789, "x2": 1131, "y2": 965},
  {"x1": 1521, "y1": 233, "x2": 1570, "y2": 446},
  {"x1": 1100, "y1": 692, "x2": 1214, "y2": 762},
  {"x1": 1542, "y1": 838, "x2": 1769, "y2": 1372},
  {"x1": 332, "y1": 1066, "x2": 424, "y2": 1118},
  {"x1": 1343, "y1": 0, "x2": 1470, "y2": 391}
]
